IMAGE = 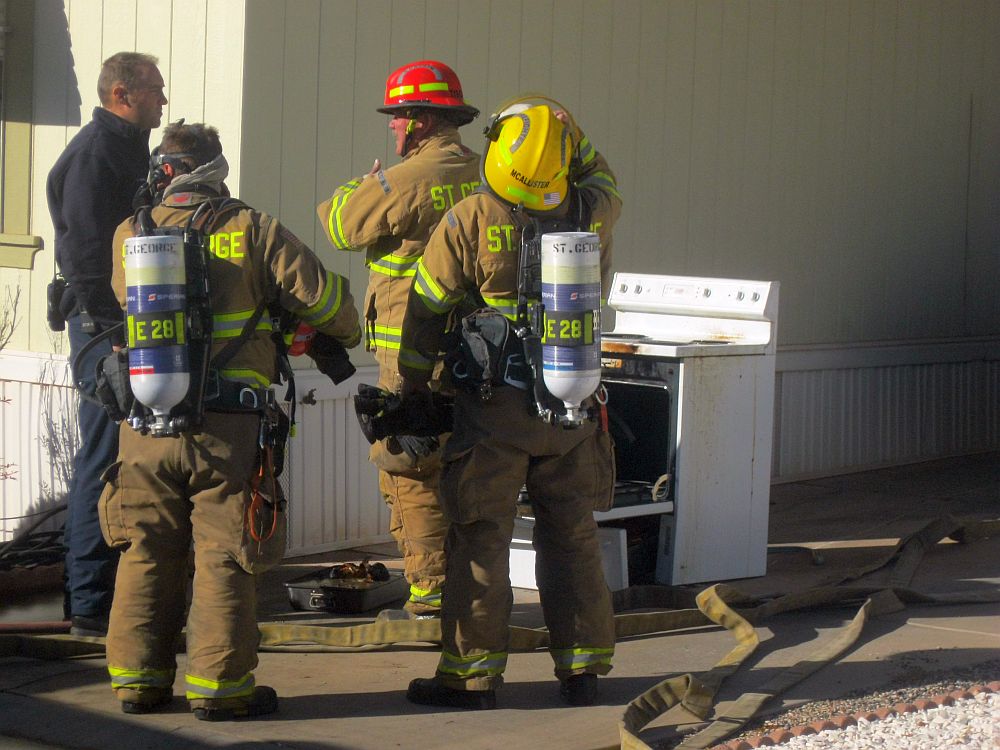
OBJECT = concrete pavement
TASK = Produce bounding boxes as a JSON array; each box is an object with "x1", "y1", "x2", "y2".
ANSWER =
[{"x1": 1, "y1": 452, "x2": 998, "y2": 749}]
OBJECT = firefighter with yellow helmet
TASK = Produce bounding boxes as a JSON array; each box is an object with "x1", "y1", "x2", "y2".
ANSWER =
[
  {"x1": 317, "y1": 60, "x2": 480, "y2": 617},
  {"x1": 399, "y1": 99, "x2": 622, "y2": 708},
  {"x1": 100, "y1": 122, "x2": 362, "y2": 719}
]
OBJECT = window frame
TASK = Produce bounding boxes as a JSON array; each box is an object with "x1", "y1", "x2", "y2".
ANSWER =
[{"x1": 0, "y1": 0, "x2": 42, "y2": 270}]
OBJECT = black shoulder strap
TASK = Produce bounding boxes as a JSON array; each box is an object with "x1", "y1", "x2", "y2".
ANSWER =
[{"x1": 193, "y1": 197, "x2": 261, "y2": 373}]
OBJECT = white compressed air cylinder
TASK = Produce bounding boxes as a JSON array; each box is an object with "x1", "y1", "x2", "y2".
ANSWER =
[{"x1": 540, "y1": 232, "x2": 602, "y2": 413}]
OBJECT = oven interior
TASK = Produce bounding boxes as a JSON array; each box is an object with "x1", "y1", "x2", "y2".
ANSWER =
[{"x1": 601, "y1": 377, "x2": 678, "y2": 585}]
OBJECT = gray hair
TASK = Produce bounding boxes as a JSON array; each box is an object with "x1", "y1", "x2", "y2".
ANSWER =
[{"x1": 97, "y1": 52, "x2": 160, "y2": 105}]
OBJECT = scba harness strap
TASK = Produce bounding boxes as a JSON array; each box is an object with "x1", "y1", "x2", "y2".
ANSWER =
[
  {"x1": 449, "y1": 189, "x2": 595, "y2": 427},
  {"x1": 94, "y1": 198, "x2": 290, "y2": 436}
]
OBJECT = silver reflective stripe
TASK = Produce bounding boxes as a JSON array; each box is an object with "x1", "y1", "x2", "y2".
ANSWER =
[
  {"x1": 413, "y1": 263, "x2": 458, "y2": 314},
  {"x1": 398, "y1": 346, "x2": 435, "y2": 373},
  {"x1": 370, "y1": 254, "x2": 419, "y2": 278},
  {"x1": 109, "y1": 669, "x2": 174, "y2": 689},
  {"x1": 438, "y1": 649, "x2": 508, "y2": 677},
  {"x1": 550, "y1": 647, "x2": 614, "y2": 671},
  {"x1": 409, "y1": 586, "x2": 442, "y2": 606},
  {"x1": 184, "y1": 672, "x2": 255, "y2": 699}
]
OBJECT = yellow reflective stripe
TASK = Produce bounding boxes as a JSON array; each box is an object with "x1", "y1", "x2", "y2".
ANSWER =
[
  {"x1": 108, "y1": 666, "x2": 174, "y2": 689},
  {"x1": 413, "y1": 260, "x2": 460, "y2": 314},
  {"x1": 505, "y1": 184, "x2": 538, "y2": 205},
  {"x1": 369, "y1": 254, "x2": 419, "y2": 278},
  {"x1": 301, "y1": 272, "x2": 345, "y2": 328},
  {"x1": 578, "y1": 171, "x2": 622, "y2": 201},
  {"x1": 409, "y1": 585, "x2": 442, "y2": 606},
  {"x1": 212, "y1": 308, "x2": 272, "y2": 339},
  {"x1": 399, "y1": 346, "x2": 435, "y2": 372},
  {"x1": 418, "y1": 82, "x2": 449, "y2": 93},
  {"x1": 371, "y1": 324, "x2": 402, "y2": 350},
  {"x1": 578, "y1": 136, "x2": 595, "y2": 165},
  {"x1": 218, "y1": 368, "x2": 271, "y2": 387},
  {"x1": 499, "y1": 140, "x2": 514, "y2": 166},
  {"x1": 185, "y1": 671, "x2": 255, "y2": 700},
  {"x1": 389, "y1": 84, "x2": 415, "y2": 98},
  {"x1": 480, "y1": 296, "x2": 518, "y2": 321},
  {"x1": 550, "y1": 647, "x2": 614, "y2": 671},
  {"x1": 328, "y1": 180, "x2": 362, "y2": 250},
  {"x1": 438, "y1": 649, "x2": 507, "y2": 678}
]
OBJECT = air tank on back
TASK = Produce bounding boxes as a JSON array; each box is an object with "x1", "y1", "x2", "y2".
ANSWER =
[
  {"x1": 124, "y1": 231, "x2": 190, "y2": 435},
  {"x1": 540, "y1": 231, "x2": 602, "y2": 426}
]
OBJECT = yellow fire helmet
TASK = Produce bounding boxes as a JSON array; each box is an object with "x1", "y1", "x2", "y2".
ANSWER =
[{"x1": 482, "y1": 103, "x2": 572, "y2": 212}]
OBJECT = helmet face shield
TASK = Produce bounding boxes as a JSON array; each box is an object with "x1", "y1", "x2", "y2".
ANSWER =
[
  {"x1": 376, "y1": 60, "x2": 479, "y2": 125},
  {"x1": 483, "y1": 104, "x2": 571, "y2": 211}
]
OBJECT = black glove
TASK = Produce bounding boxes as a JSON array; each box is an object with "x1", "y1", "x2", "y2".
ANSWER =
[
  {"x1": 353, "y1": 383, "x2": 453, "y2": 444},
  {"x1": 388, "y1": 434, "x2": 440, "y2": 461},
  {"x1": 308, "y1": 332, "x2": 356, "y2": 384}
]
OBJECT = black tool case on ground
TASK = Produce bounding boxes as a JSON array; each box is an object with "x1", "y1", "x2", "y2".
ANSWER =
[{"x1": 284, "y1": 568, "x2": 408, "y2": 614}]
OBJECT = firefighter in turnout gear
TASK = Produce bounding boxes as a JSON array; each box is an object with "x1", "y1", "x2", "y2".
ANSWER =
[
  {"x1": 399, "y1": 100, "x2": 623, "y2": 708},
  {"x1": 317, "y1": 60, "x2": 480, "y2": 617},
  {"x1": 101, "y1": 122, "x2": 362, "y2": 719}
]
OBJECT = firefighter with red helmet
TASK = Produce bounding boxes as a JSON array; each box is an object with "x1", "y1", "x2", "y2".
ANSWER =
[
  {"x1": 317, "y1": 60, "x2": 481, "y2": 617},
  {"x1": 399, "y1": 99, "x2": 622, "y2": 708}
]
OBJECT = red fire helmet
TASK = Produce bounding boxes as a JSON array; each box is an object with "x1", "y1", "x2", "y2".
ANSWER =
[{"x1": 377, "y1": 60, "x2": 479, "y2": 126}]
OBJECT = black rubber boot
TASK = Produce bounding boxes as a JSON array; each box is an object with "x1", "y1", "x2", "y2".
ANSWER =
[
  {"x1": 120, "y1": 691, "x2": 173, "y2": 715},
  {"x1": 560, "y1": 673, "x2": 598, "y2": 706},
  {"x1": 192, "y1": 686, "x2": 278, "y2": 721},
  {"x1": 406, "y1": 677, "x2": 496, "y2": 710}
]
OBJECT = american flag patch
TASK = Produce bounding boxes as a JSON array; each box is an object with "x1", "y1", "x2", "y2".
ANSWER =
[{"x1": 543, "y1": 191, "x2": 560, "y2": 205}]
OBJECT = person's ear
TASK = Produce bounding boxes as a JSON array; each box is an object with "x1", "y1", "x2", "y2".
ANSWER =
[{"x1": 112, "y1": 82, "x2": 129, "y2": 107}]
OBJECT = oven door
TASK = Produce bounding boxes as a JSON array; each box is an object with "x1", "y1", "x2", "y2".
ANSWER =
[{"x1": 603, "y1": 371, "x2": 679, "y2": 506}]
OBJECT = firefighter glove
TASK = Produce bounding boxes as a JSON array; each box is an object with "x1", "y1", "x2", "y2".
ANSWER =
[
  {"x1": 353, "y1": 383, "x2": 453, "y2": 445},
  {"x1": 308, "y1": 332, "x2": 357, "y2": 384},
  {"x1": 388, "y1": 434, "x2": 440, "y2": 461}
]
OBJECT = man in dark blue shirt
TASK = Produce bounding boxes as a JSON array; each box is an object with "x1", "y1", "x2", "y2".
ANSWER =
[{"x1": 46, "y1": 51, "x2": 167, "y2": 636}]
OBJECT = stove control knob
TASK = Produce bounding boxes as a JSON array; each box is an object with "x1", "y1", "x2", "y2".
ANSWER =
[
  {"x1": 736, "y1": 291, "x2": 745, "y2": 301},
  {"x1": 751, "y1": 292, "x2": 760, "y2": 302},
  {"x1": 703, "y1": 288, "x2": 711, "y2": 298},
  {"x1": 619, "y1": 283, "x2": 628, "y2": 294},
  {"x1": 635, "y1": 284, "x2": 643, "y2": 294}
]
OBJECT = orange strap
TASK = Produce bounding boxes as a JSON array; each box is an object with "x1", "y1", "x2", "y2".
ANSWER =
[{"x1": 247, "y1": 446, "x2": 279, "y2": 543}]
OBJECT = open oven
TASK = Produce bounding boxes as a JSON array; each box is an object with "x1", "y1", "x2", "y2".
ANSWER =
[{"x1": 511, "y1": 273, "x2": 779, "y2": 590}]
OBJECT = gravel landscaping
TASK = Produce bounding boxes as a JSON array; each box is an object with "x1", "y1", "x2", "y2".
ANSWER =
[{"x1": 713, "y1": 657, "x2": 1000, "y2": 748}]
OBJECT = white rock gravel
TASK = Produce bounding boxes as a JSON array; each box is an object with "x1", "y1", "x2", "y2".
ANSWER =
[{"x1": 772, "y1": 691, "x2": 999, "y2": 749}]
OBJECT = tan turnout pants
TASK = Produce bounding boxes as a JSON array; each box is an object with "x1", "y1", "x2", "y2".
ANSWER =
[
  {"x1": 434, "y1": 386, "x2": 617, "y2": 690},
  {"x1": 99, "y1": 411, "x2": 285, "y2": 702}
]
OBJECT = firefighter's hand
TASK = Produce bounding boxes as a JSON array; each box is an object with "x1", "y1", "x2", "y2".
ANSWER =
[
  {"x1": 400, "y1": 377, "x2": 431, "y2": 401},
  {"x1": 308, "y1": 332, "x2": 357, "y2": 384},
  {"x1": 554, "y1": 110, "x2": 584, "y2": 175},
  {"x1": 389, "y1": 434, "x2": 440, "y2": 461},
  {"x1": 363, "y1": 158, "x2": 381, "y2": 178}
]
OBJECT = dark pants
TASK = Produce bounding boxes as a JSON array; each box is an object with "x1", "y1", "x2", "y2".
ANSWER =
[{"x1": 64, "y1": 314, "x2": 119, "y2": 618}]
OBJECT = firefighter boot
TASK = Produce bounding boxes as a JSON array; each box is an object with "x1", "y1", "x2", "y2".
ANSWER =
[
  {"x1": 191, "y1": 686, "x2": 278, "y2": 721},
  {"x1": 119, "y1": 688, "x2": 173, "y2": 715},
  {"x1": 406, "y1": 678, "x2": 496, "y2": 710},
  {"x1": 560, "y1": 674, "x2": 598, "y2": 706}
]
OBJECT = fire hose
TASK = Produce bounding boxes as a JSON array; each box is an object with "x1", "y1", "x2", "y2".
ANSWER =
[{"x1": 2, "y1": 515, "x2": 998, "y2": 750}]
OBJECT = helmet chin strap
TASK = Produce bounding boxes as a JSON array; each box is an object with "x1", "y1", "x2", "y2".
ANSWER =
[{"x1": 399, "y1": 117, "x2": 417, "y2": 156}]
